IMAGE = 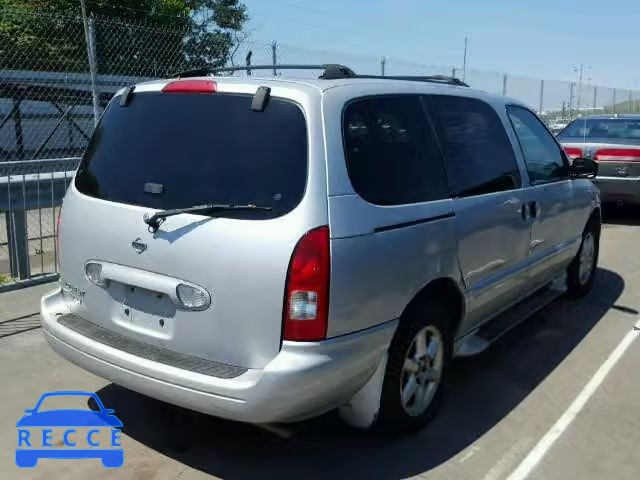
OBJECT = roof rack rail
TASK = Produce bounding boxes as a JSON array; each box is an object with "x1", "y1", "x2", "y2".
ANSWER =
[
  {"x1": 172, "y1": 64, "x2": 356, "y2": 79},
  {"x1": 171, "y1": 64, "x2": 468, "y2": 87},
  {"x1": 350, "y1": 74, "x2": 469, "y2": 87}
]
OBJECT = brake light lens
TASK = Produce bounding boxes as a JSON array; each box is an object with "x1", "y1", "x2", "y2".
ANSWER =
[
  {"x1": 161, "y1": 80, "x2": 217, "y2": 93},
  {"x1": 283, "y1": 226, "x2": 330, "y2": 341},
  {"x1": 595, "y1": 148, "x2": 640, "y2": 162},
  {"x1": 563, "y1": 147, "x2": 583, "y2": 159}
]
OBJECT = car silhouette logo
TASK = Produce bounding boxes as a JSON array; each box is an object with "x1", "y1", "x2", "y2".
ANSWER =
[{"x1": 16, "y1": 391, "x2": 123, "y2": 468}]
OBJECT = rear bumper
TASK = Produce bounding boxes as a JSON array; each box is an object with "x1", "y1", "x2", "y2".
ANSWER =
[
  {"x1": 41, "y1": 288, "x2": 397, "y2": 423},
  {"x1": 593, "y1": 176, "x2": 640, "y2": 203}
]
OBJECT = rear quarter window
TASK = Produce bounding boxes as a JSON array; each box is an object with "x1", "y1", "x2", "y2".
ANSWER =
[
  {"x1": 342, "y1": 95, "x2": 449, "y2": 206},
  {"x1": 75, "y1": 92, "x2": 308, "y2": 219}
]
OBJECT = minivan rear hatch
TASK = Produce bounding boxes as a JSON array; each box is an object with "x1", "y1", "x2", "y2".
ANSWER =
[{"x1": 60, "y1": 81, "x2": 313, "y2": 369}]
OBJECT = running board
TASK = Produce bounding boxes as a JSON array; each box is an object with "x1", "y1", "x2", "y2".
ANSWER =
[{"x1": 456, "y1": 276, "x2": 567, "y2": 357}]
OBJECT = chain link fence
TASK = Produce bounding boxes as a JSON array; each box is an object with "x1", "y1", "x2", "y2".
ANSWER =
[{"x1": 1, "y1": 5, "x2": 639, "y2": 285}]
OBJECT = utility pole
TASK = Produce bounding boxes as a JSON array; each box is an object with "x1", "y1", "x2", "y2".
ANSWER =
[
  {"x1": 462, "y1": 37, "x2": 468, "y2": 81},
  {"x1": 569, "y1": 82, "x2": 574, "y2": 119},
  {"x1": 576, "y1": 64, "x2": 583, "y2": 115}
]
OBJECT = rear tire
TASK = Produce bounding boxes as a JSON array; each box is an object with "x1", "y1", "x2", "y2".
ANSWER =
[
  {"x1": 566, "y1": 218, "x2": 599, "y2": 298},
  {"x1": 377, "y1": 300, "x2": 452, "y2": 433}
]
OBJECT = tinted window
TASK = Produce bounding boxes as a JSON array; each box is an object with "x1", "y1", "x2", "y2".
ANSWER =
[
  {"x1": 342, "y1": 96, "x2": 448, "y2": 205},
  {"x1": 426, "y1": 95, "x2": 521, "y2": 197},
  {"x1": 558, "y1": 118, "x2": 640, "y2": 140},
  {"x1": 507, "y1": 106, "x2": 568, "y2": 184},
  {"x1": 76, "y1": 92, "x2": 307, "y2": 219}
]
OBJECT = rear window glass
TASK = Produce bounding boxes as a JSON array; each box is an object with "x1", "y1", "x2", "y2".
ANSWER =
[
  {"x1": 558, "y1": 118, "x2": 640, "y2": 140},
  {"x1": 75, "y1": 92, "x2": 307, "y2": 219}
]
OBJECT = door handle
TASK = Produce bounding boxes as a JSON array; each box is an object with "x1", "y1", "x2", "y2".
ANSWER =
[
  {"x1": 521, "y1": 201, "x2": 540, "y2": 223},
  {"x1": 528, "y1": 201, "x2": 541, "y2": 218}
]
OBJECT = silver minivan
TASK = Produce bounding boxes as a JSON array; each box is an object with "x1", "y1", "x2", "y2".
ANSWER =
[{"x1": 41, "y1": 65, "x2": 601, "y2": 432}]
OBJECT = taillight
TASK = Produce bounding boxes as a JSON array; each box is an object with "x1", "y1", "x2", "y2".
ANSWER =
[
  {"x1": 283, "y1": 226, "x2": 330, "y2": 341},
  {"x1": 55, "y1": 208, "x2": 62, "y2": 270},
  {"x1": 595, "y1": 148, "x2": 640, "y2": 162},
  {"x1": 563, "y1": 147, "x2": 583, "y2": 159},
  {"x1": 161, "y1": 80, "x2": 217, "y2": 93}
]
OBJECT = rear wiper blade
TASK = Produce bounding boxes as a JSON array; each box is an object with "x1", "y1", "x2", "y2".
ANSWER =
[{"x1": 143, "y1": 203, "x2": 272, "y2": 233}]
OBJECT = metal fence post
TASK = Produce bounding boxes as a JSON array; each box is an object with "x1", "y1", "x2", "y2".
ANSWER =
[
  {"x1": 245, "y1": 51, "x2": 252, "y2": 76},
  {"x1": 12, "y1": 96, "x2": 25, "y2": 160},
  {"x1": 88, "y1": 17, "x2": 99, "y2": 124},
  {"x1": 629, "y1": 90, "x2": 633, "y2": 113},
  {"x1": 452, "y1": 68, "x2": 456, "y2": 78},
  {"x1": 612, "y1": 89, "x2": 617, "y2": 113},
  {"x1": 80, "y1": 1, "x2": 100, "y2": 126},
  {"x1": 539, "y1": 79, "x2": 544, "y2": 115},
  {"x1": 6, "y1": 210, "x2": 29, "y2": 280},
  {"x1": 271, "y1": 41, "x2": 277, "y2": 75},
  {"x1": 380, "y1": 57, "x2": 386, "y2": 76},
  {"x1": 593, "y1": 86, "x2": 597, "y2": 112},
  {"x1": 502, "y1": 74, "x2": 508, "y2": 96}
]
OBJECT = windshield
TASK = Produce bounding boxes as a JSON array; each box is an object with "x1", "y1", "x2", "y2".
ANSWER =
[
  {"x1": 75, "y1": 92, "x2": 308, "y2": 219},
  {"x1": 558, "y1": 118, "x2": 640, "y2": 140}
]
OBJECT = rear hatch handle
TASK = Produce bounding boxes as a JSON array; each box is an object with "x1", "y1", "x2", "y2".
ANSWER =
[{"x1": 143, "y1": 203, "x2": 272, "y2": 233}]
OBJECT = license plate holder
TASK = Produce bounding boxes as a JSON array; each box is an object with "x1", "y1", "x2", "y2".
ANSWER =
[{"x1": 121, "y1": 286, "x2": 175, "y2": 334}]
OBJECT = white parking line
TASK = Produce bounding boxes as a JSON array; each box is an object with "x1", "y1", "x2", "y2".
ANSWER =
[{"x1": 505, "y1": 320, "x2": 640, "y2": 480}]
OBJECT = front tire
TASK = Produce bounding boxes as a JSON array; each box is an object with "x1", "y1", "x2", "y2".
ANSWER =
[
  {"x1": 377, "y1": 300, "x2": 452, "y2": 433},
  {"x1": 566, "y1": 219, "x2": 599, "y2": 298}
]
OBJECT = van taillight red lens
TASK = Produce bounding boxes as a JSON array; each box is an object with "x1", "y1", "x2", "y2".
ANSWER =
[
  {"x1": 161, "y1": 80, "x2": 217, "y2": 94},
  {"x1": 283, "y1": 226, "x2": 330, "y2": 341},
  {"x1": 595, "y1": 148, "x2": 640, "y2": 162},
  {"x1": 563, "y1": 147, "x2": 583, "y2": 159}
]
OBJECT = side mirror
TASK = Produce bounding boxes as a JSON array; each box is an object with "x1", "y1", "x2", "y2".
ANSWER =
[{"x1": 570, "y1": 157, "x2": 598, "y2": 179}]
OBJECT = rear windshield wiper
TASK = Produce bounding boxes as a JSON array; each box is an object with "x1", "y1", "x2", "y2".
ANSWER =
[{"x1": 143, "y1": 203, "x2": 272, "y2": 233}]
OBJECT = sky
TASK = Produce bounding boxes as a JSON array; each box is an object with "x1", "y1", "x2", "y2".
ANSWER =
[{"x1": 241, "y1": 0, "x2": 640, "y2": 91}]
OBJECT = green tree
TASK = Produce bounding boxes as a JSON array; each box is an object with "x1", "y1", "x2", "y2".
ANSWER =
[{"x1": 0, "y1": 0, "x2": 247, "y2": 76}]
